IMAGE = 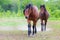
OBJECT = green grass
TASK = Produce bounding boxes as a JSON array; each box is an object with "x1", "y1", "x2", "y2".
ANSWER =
[
  {"x1": 0, "y1": 18, "x2": 27, "y2": 27},
  {"x1": 0, "y1": 18, "x2": 59, "y2": 40}
]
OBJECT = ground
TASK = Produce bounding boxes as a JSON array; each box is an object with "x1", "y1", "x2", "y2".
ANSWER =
[{"x1": 0, "y1": 17, "x2": 60, "y2": 40}]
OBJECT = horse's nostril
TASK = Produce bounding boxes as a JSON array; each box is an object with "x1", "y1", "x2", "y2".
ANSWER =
[{"x1": 25, "y1": 16, "x2": 28, "y2": 19}]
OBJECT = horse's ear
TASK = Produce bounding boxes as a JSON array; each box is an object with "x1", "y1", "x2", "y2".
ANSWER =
[
  {"x1": 43, "y1": 5, "x2": 45, "y2": 8},
  {"x1": 29, "y1": 4, "x2": 33, "y2": 9},
  {"x1": 40, "y1": 4, "x2": 45, "y2": 8}
]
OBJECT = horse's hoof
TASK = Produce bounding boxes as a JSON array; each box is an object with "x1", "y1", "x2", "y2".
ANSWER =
[
  {"x1": 35, "y1": 31, "x2": 37, "y2": 34},
  {"x1": 44, "y1": 29, "x2": 46, "y2": 31},
  {"x1": 44, "y1": 28, "x2": 46, "y2": 31},
  {"x1": 41, "y1": 29, "x2": 43, "y2": 31},
  {"x1": 28, "y1": 34, "x2": 32, "y2": 37},
  {"x1": 28, "y1": 33, "x2": 31, "y2": 36},
  {"x1": 28, "y1": 34, "x2": 31, "y2": 37},
  {"x1": 32, "y1": 33, "x2": 34, "y2": 35},
  {"x1": 28, "y1": 34, "x2": 30, "y2": 37}
]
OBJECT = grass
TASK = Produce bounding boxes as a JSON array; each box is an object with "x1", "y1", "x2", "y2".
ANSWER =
[
  {"x1": 0, "y1": 17, "x2": 27, "y2": 27},
  {"x1": 0, "y1": 17, "x2": 60, "y2": 40},
  {"x1": 0, "y1": 30, "x2": 60, "y2": 40}
]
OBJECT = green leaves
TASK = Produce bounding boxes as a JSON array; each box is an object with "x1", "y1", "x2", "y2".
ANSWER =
[{"x1": 0, "y1": 0, "x2": 60, "y2": 19}]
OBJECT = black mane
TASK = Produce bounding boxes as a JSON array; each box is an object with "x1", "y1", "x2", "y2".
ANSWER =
[
  {"x1": 25, "y1": 4, "x2": 33, "y2": 9},
  {"x1": 23, "y1": 4, "x2": 33, "y2": 14},
  {"x1": 40, "y1": 5, "x2": 46, "y2": 11}
]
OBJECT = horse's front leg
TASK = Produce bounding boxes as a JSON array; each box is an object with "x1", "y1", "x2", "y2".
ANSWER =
[
  {"x1": 41, "y1": 20, "x2": 43, "y2": 31},
  {"x1": 32, "y1": 21, "x2": 37, "y2": 35},
  {"x1": 44, "y1": 20, "x2": 47, "y2": 31},
  {"x1": 27, "y1": 20, "x2": 31, "y2": 36}
]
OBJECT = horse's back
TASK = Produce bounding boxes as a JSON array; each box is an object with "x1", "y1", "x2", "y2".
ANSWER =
[
  {"x1": 32, "y1": 6, "x2": 39, "y2": 18},
  {"x1": 29, "y1": 5, "x2": 39, "y2": 20},
  {"x1": 33, "y1": 6, "x2": 39, "y2": 13}
]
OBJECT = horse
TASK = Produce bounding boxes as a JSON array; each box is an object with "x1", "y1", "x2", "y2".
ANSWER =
[
  {"x1": 39, "y1": 5, "x2": 49, "y2": 31},
  {"x1": 23, "y1": 4, "x2": 39, "y2": 36}
]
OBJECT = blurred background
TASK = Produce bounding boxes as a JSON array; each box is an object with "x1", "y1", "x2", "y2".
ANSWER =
[
  {"x1": 0, "y1": 0, "x2": 60, "y2": 40},
  {"x1": 0, "y1": 0, "x2": 60, "y2": 20}
]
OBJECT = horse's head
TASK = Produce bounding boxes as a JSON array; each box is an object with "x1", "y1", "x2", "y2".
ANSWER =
[
  {"x1": 23, "y1": 4, "x2": 33, "y2": 19},
  {"x1": 40, "y1": 5, "x2": 46, "y2": 13}
]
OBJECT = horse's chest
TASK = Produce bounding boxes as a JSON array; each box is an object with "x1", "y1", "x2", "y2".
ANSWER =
[
  {"x1": 29, "y1": 15, "x2": 35, "y2": 20},
  {"x1": 40, "y1": 13, "x2": 46, "y2": 20},
  {"x1": 29, "y1": 14, "x2": 37, "y2": 20}
]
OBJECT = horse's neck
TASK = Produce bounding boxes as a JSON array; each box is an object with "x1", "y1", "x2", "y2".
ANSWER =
[
  {"x1": 40, "y1": 11, "x2": 46, "y2": 14},
  {"x1": 29, "y1": 6, "x2": 39, "y2": 18},
  {"x1": 40, "y1": 11, "x2": 46, "y2": 18}
]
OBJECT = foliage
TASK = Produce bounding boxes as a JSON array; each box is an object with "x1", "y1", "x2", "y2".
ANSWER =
[{"x1": 0, "y1": 0, "x2": 60, "y2": 19}]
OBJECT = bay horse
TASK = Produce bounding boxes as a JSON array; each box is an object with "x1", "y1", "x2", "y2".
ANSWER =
[
  {"x1": 39, "y1": 5, "x2": 49, "y2": 31},
  {"x1": 23, "y1": 4, "x2": 39, "y2": 36}
]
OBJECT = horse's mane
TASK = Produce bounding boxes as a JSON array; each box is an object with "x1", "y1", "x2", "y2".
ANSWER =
[
  {"x1": 23, "y1": 4, "x2": 33, "y2": 14},
  {"x1": 40, "y1": 5, "x2": 47, "y2": 18},
  {"x1": 40, "y1": 5, "x2": 46, "y2": 11},
  {"x1": 25, "y1": 4, "x2": 33, "y2": 9}
]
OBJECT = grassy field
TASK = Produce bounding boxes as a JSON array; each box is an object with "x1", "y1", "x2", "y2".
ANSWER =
[{"x1": 0, "y1": 17, "x2": 60, "y2": 40}]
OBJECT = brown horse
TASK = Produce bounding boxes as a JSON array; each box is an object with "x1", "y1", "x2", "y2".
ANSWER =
[
  {"x1": 23, "y1": 4, "x2": 39, "y2": 36},
  {"x1": 39, "y1": 5, "x2": 49, "y2": 31}
]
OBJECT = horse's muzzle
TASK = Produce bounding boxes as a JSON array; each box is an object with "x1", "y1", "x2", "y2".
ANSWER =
[{"x1": 25, "y1": 16, "x2": 28, "y2": 19}]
